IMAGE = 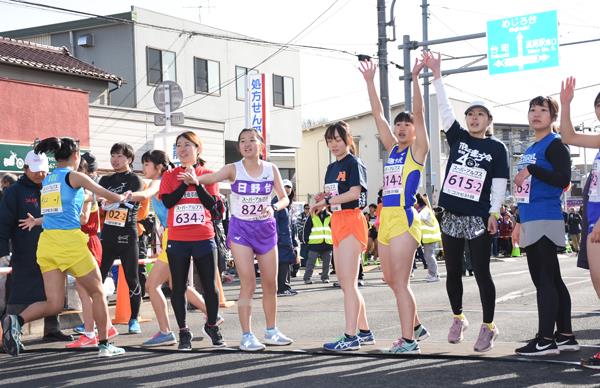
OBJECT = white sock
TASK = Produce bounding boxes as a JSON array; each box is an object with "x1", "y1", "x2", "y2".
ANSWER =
[{"x1": 84, "y1": 331, "x2": 96, "y2": 339}]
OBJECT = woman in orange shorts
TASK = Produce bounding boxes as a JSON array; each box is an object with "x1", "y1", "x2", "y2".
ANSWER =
[{"x1": 311, "y1": 121, "x2": 373, "y2": 352}]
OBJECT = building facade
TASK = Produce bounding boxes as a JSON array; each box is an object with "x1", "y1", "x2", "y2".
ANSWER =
[{"x1": 3, "y1": 6, "x2": 302, "y2": 168}]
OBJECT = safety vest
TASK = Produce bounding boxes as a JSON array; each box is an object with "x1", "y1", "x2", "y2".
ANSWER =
[
  {"x1": 420, "y1": 207, "x2": 441, "y2": 244},
  {"x1": 308, "y1": 215, "x2": 332, "y2": 245}
]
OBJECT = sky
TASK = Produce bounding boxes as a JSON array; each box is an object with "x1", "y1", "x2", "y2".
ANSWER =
[{"x1": 1, "y1": 0, "x2": 599, "y2": 130}]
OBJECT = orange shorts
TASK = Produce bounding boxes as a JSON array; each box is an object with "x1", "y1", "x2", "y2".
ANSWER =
[{"x1": 331, "y1": 208, "x2": 368, "y2": 249}]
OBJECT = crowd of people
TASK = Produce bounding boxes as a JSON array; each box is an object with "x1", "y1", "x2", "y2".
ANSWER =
[{"x1": 1, "y1": 53, "x2": 600, "y2": 369}]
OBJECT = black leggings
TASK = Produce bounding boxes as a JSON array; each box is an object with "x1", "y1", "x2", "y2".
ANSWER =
[
  {"x1": 442, "y1": 231, "x2": 496, "y2": 323},
  {"x1": 100, "y1": 229, "x2": 141, "y2": 321},
  {"x1": 167, "y1": 241, "x2": 219, "y2": 329},
  {"x1": 524, "y1": 236, "x2": 572, "y2": 338}
]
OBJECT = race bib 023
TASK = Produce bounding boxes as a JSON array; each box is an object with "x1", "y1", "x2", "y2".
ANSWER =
[{"x1": 104, "y1": 208, "x2": 128, "y2": 227}]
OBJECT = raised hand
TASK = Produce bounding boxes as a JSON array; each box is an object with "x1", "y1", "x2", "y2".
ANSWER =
[
  {"x1": 358, "y1": 58, "x2": 377, "y2": 82},
  {"x1": 412, "y1": 56, "x2": 426, "y2": 79},
  {"x1": 423, "y1": 51, "x2": 442, "y2": 79},
  {"x1": 560, "y1": 76, "x2": 576, "y2": 106}
]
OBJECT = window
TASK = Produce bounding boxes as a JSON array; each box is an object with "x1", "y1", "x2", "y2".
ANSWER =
[
  {"x1": 236, "y1": 66, "x2": 250, "y2": 100},
  {"x1": 273, "y1": 74, "x2": 294, "y2": 108},
  {"x1": 501, "y1": 129, "x2": 510, "y2": 141},
  {"x1": 279, "y1": 168, "x2": 296, "y2": 181},
  {"x1": 146, "y1": 47, "x2": 176, "y2": 85},
  {"x1": 194, "y1": 57, "x2": 220, "y2": 95},
  {"x1": 519, "y1": 129, "x2": 529, "y2": 141}
]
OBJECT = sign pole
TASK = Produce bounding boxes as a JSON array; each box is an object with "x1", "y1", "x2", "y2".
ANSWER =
[{"x1": 164, "y1": 84, "x2": 171, "y2": 132}]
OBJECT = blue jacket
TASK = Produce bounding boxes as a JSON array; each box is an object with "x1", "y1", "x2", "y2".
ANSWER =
[
  {"x1": 0, "y1": 174, "x2": 46, "y2": 304},
  {"x1": 272, "y1": 197, "x2": 298, "y2": 263}
]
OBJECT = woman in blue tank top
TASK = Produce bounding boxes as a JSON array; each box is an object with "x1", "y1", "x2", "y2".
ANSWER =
[
  {"x1": 1, "y1": 137, "x2": 128, "y2": 358},
  {"x1": 514, "y1": 94, "x2": 579, "y2": 357},
  {"x1": 559, "y1": 77, "x2": 600, "y2": 368}
]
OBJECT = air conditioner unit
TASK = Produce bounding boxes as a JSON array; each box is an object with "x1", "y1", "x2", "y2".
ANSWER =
[{"x1": 77, "y1": 34, "x2": 94, "y2": 47}]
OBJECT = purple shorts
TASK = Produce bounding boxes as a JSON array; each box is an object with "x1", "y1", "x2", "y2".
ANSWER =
[{"x1": 227, "y1": 216, "x2": 277, "y2": 255}]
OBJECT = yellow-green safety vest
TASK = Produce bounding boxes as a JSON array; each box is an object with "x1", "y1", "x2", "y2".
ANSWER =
[
  {"x1": 308, "y1": 215, "x2": 333, "y2": 245},
  {"x1": 420, "y1": 208, "x2": 441, "y2": 244}
]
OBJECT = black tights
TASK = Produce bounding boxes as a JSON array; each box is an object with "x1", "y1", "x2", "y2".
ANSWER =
[
  {"x1": 168, "y1": 247, "x2": 219, "y2": 329},
  {"x1": 525, "y1": 236, "x2": 572, "y2": 338},
  {"x1": 442, "y1": 231, "x2": 496, "y2": 323},
  {"x1": 100, "y1": 230, "x2": 141, "y2": 321}
]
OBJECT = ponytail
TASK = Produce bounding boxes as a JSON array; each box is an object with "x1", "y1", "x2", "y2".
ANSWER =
[{"x1": 35, "y1": 136, "x2": 79, "y2": 161}]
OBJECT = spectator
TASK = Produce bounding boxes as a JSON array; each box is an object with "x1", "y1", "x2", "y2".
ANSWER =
[
  {"x1": 567, "y1": 207, "x2": 582, "y2": 252},
  {"x1": 0, "y1": 173, "x2": 18, "y2": 203},
  {"x1": 415, "y1": 193, "x2": 441, "y2": 282},
  {"x1": 302, "y1": 207, "x2": 333, "y2": 284},
  {"x1": 365, "y1": 204, "x2": 378, "y2": 260},
  {"x1": 498, "y1": 209, "x2": 514, "y2": 256},
  {"x1": 297, "y1": 204, "x2": 311, "y2": 268},
  {"x1": 274, "y1": 179, "x2": 299, "y2": 296}
]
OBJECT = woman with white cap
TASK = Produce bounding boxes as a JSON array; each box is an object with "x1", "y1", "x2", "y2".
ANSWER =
[{"x1": 424, "y1": 53, "x2": 509, "y2": 353}]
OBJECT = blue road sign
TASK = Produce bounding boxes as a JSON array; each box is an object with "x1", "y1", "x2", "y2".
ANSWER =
[{"x1": 487, "y1": 10, "x2": 559, "y2": 75}]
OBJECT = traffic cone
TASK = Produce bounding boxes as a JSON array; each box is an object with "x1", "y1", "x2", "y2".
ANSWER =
[
  {"x1": 112, "y1": 265, "x2": 131, "y2": 324},
  {"x1": 216, "y1": 270, "x2": 234, "y2": 308},
  {"x1": 111, "y1": 265, "x2": 151, "y2": 324}
]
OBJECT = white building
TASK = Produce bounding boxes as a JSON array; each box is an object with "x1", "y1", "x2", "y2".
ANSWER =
[{"x1": 4, "y1": 6, "x2": 302, "y2": 171}]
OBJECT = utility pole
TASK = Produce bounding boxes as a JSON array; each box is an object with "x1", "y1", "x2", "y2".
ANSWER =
[
  {"x1": 376, "y1": 0, "x2": 396, "y2": 123},
  {"x1": 421, "y1": 0, "x2": 432, "y2": 198}
]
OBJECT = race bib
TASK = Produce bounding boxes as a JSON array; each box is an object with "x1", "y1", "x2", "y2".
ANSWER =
[
  {"x1": 442, "y1": 163, "x2": 487, "y2": 202},
  {"x1": 324, "y1": 183, "x2": 341, "y2": 211},
  {"x1": 173, "y1": 204, "x2": 205, "y2": 227},
  {"x1": 382, "y1": 164, "x2": 403, "y2": 197},
  {"x1": 514, "y1": 176, "x2": 532, "y2": 204},
  {"x1": 590, "y1": 160, "x2": 600, "y2": 203},
  {"x1": 41, "y1": 183, "x2": 62, "y2": 215},
  {"x1": 233, "y1": 195, "x2": 270, "y2": 220},
  {"x1": 104, "y1": 208, "x2": 128, "y2": 227}
]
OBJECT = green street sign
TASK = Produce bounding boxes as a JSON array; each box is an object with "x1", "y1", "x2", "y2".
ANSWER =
[
  {"x1": 0, "y1": 143, "x2": 89, "y2": 173},
  {"x1": 487, "y1": 10, "x2": 559, "y2": 75}
]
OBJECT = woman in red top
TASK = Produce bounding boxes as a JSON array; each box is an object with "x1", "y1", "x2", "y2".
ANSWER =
[{"x1": 159, "y1": 131, "x2": 225, "y2": 350}]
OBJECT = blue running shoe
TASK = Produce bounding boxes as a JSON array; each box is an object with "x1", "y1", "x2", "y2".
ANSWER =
[
  {"x1": 2, "y1": 314, "x2": 23, "y2": 357},
  {"x1": 142, "y1": 331, "x2": 177, "y2": 347},
  {"x1": 323, "y1": 335, "x2": 361, "y2": 352},
  {"x1": 128, "y1": 319, "x2": 141, "y2": 334},
  {"x1": 386, "y1": 338, "x2": 421, "y2": 354},
  {"x1": 357, "y1": 331, "x2": 375, "y2": 345},
  {"x1": 73, "y1": 324, "x2": 86, "y2": 335},
  {"x1": 414, "y1": 325, "x2": 430, "y2": 342}
]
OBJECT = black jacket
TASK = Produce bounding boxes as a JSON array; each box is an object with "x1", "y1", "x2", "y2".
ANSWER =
[{"x1": 0, "y1": 174, "x2": 46, "y2": 304}]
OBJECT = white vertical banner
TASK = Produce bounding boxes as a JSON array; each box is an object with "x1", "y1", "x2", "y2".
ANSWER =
[{"x1": 245, "y1": 73, "x2": 269, "y2": 159}]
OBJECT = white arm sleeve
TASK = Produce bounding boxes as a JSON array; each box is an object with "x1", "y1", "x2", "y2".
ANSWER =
[
  {"x1": 489, "y1": 177, "x2": 507, "y2": 214},
  {"x1": 432, "y1": 78, "x2": 456, "y2": 132}
]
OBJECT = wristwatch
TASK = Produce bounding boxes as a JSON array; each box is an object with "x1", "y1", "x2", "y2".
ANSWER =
[{"x1": 325, "y1": 197, "x2": 331, "y2": 206}]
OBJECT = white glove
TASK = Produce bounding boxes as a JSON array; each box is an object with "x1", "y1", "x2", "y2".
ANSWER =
[{"x1": 0, "y1": 255, "x2": 10, "y2": 267}]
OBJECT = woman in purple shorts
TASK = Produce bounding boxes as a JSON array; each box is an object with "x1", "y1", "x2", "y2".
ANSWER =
[{"x1": 196, "y1": 128, "x2": 293, "y2": 351}]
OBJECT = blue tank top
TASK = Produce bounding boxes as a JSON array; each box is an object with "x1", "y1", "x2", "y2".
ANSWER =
[
  {"x1": 152, "y1": 191, "x2": 168, "y2": 228},
  {"x1": 41, "y1": 167, "x2": 84, "y2": 230},
  {"x1": 517, "y1": 132, "x2": 563, "y2": 223},
  {"x1": 382, "y1": 145, "x2": 423, "y2": 208}
]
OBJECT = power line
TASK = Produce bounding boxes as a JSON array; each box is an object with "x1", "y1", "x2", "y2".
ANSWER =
[
  {"x1": 494, "y1": 82, "x2": 600, "y2": 108},
  {"x1": 3, "y1": 0, "x2": 359, "y2": 58}
]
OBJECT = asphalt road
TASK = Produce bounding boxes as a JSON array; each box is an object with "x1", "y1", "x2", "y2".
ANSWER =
[{"x1": 2, "y1": 253, "x2": 600, "y2": 387}]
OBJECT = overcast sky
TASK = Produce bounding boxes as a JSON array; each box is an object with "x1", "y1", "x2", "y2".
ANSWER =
[{"x1": 2, "y1": 0, "x2": 599, "y2": 130}]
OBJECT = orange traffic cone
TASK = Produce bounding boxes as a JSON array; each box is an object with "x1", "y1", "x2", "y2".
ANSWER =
[
  {"x1": 111, "y1": 265, "x2": 151, "y2": 324},
  {"x1": 216, "y1": 271, "x2": 234, "y2": 308},
  {"x1": 112, "y1": 265, "x2": 131, "y2": 324}
]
